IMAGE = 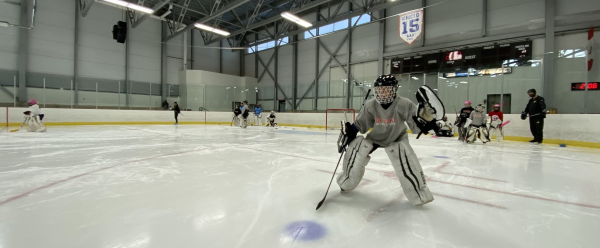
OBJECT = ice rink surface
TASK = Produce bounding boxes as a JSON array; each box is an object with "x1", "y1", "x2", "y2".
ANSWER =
[{"x1": 1, "y1": 125, "x2": 600, "y2": 248}]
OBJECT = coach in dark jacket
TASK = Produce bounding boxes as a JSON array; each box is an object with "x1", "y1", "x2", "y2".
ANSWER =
[{"x1": 521, "y1": 89, "x2": 547, "y2": 144}]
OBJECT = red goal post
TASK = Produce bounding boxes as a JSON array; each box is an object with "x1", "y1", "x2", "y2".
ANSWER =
[{"x1": 325, "y1": 109, "x2": 356, "y2": 130}]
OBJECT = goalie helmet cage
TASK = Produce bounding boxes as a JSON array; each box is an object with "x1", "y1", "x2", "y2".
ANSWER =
[{"x1": 325, "y1": 109, "x2": 356, "y2": 130}]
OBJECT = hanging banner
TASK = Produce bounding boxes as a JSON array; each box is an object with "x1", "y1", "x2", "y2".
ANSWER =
[{"x1": 399, "y1": 9, "x2": 424, "y2": 45}]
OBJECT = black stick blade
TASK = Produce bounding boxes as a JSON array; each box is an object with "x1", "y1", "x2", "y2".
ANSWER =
[{"x1": 315, "y1": 199, "x2": 325, "y2": 210}]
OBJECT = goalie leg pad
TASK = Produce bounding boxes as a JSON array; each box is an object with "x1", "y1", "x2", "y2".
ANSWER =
[
  {"x1": 26, "y1": 116, "x2": 45, "y2": 132},
  {"x1": 496, "y1": 127, "x2": 504, "y2": 141},
  {"x1": 479, "y1": 126, "x2": 490, "y2": 142},
  {"x1": 336, "y1": 136, "x2": 373, "y2": 191},
  {"x1": 385, "y1": 139, "x2": 434, "y2": 206},
  {"x1": 467, "y1": 126, "x2": 478, "y2": 143}
]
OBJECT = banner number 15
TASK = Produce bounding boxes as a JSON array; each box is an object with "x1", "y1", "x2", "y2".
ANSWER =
[{"x1": 401, "y1": 18, "x2": 420, "y2": 34}]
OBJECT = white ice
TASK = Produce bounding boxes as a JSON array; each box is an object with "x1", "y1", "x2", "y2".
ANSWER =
[{"x1": 1, "y1": 125, "x2": 600, "y2": 248}]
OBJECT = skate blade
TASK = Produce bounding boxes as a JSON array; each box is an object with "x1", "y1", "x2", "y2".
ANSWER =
[{"x1": 415, "y1": 198, "x2": 434, "y2": 206}]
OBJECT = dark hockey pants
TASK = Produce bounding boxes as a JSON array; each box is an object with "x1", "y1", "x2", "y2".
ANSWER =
[{"x1": 529, "y1": 116, "x2": 544, "y2": 143}]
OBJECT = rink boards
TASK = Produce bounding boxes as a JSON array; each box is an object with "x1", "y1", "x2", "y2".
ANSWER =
[{"x1": 2, "y1": 107, "x2": 600, "y2": 148}]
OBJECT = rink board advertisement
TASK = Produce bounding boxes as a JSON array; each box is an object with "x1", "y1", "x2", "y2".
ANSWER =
[{"x1": 399, "y1": 9, "x2": 423, "y2": 45}]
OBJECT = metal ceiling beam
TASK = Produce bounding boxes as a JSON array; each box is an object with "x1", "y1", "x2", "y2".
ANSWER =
[
  {"x1": 171, "y1": 2, "x2": 246, "y2": 30},
  {"x1": 80, "y1": 0, "x2": 95, "y2": 17},
  {"x1": 205, "y1": 0, "x2": 337, "y2": 45},
  {"x1": 164, "y1": 0, "x2": 251, "y2": 42},
  {"x1": 296, "y1": 34, "x2": 348, "y2": 108},
  {"x1": 175, "y1": 0, "x2": 192, "y2": 32},
  {"x1": 132, "y1": 0, "x2": 171, "y2": 28},
  {"x1": 0, "y1": 0, "x2": 21, "y2": 6},
  {"x1": 240, "y1": 0, "x2": 416, "y2": 47}
]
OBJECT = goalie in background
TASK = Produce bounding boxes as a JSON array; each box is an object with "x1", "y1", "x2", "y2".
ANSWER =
[
  {"x1": 233, "y1": 107, "x2": 242, "y2": 126},
  {"x1": 23, "y1": 100, "x2": 46, "y2": 132},
  {"x1": 435, "y1": 116, "x2": 454, "y2": 137},
  {"x1": 240, "y1": 101, "x2": 249, "y2": 128},
  {"x1": 488, "y1": 104, "x2": 504, "y2": 141},
  {"x1": 266, "y1": 111, "x2": 277, "y2": 127},
  {"x1": 336, "y1": 75, "x2": 443, "y2": 206},
  {"x1": 465, "y1": 104, "x2": 490, "y2": 144}
]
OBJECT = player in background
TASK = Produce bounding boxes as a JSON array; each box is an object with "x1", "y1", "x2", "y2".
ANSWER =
[
  {"x1": 435, "y1": 116, "x2": 454, "y2": 137},
  {"x1": 337, "y1": 75, "x2": 440, "y2": 206},
  {"x1": 465, "y1": 104, "x2": 489, "y2": 144},
  {"x1": 457, "y1": 101, "x2": 474, "y2": 141},
  {"x1": 488, "y1": 104, "x2": 504, "y2": 141},
  {"x1": 173, "y1": 102, "x2": 181, "y2": 125},
  {"x1": 233, "y1": 107, "x2": 241, "y2": 126},
  {"x1": 23, "y1": 100, "x2": 46, "y2": 132},
  {"x1": 28, "y1": 100, "x2": 45, "y2": 122},
  {"x1": 254, "y1": 104, "x2": 263, "y2": 126},
  {"x1": 240, "y1": 101, "x2": 249, "y2": 128},
  {"x1": 266, "y1": 111, "x2": 276, "y2": 127}
]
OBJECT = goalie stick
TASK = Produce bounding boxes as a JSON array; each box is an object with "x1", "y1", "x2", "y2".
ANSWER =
[{"x1": 316, "y1": 89, "x2": 371, "y2": 210}]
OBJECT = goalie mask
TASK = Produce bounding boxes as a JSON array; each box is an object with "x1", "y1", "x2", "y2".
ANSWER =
[
  {"x1": 374, "y1": 75, "x2": 398, "y2": 105},
  {"x1": 476, "y1": 104, "x2": 485, "y2": 112}
]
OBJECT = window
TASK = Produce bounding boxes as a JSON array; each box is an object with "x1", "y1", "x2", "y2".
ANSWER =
[
  {"x1": 257, "y1": 43, "x2": 268, "y2": 51},
  {"x1": 278, "y1": 37, "x2": 289, "y2": 45},
  {"x1": 251, "y1": 37, "x2": 290, "y2": 52},
  {"x1": 266, "y1": 41, "x2": 276, "y2": 49},
  {"x1": 304, "y1": 29, "x2": 317, "y2": 39},
  {"x1": 558, "y1": 49, "x2": 586, "y2": 58},
  {"x1": 351, "y1": 14, "x2": 371, "y2": 26},
  {"x1": 319, "y1": 24, "x2": 334, "y2": 35},
  {"x1": 333, "y1": 20, "x2": 348, "y2": 31},
  {"x1": 574, "y1": 50, "x2": 586, "y2": 58},
  {"x1": 503, "y1": 59, "x2": 519, "y2": 67}
]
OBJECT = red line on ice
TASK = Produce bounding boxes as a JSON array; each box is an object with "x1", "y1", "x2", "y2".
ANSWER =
[
  {"x1": 427, "y1": 179, "x2": 600, "y2": 209},
  {"x1": 432, "y1": 162, "x2": 507, "y2": 183},
  {"x1": 431, "y1": 192, "x2": 507, "y2": 209},
  {"x1": 435, "y1": 171, "x2": 507, "y2": 183},
  {"x1": 0, "y1": 148, "x2": 212, "y2": 207},
  {"x1": 433, "y1": 162, "x2": 450, "y2": 172}
]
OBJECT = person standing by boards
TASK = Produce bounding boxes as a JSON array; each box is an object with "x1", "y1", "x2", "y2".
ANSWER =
[
  {"x1": 254, "y1": 104, "x2": 263, "y2": 126},
  {"x1": 521, "y1": 89, "x2": 547, "y2": 144},
  {"x1": 173, "y1": 102, "x2": 181, "y2": 125}
]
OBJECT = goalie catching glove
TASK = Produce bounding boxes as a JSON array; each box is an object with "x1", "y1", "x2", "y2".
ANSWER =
[
  {"x1": 337, "y1": 121, "x2": 358, "y2": 153},
  {"x1": 412, "y1": 85, "x2": 445, "y2": 137}
]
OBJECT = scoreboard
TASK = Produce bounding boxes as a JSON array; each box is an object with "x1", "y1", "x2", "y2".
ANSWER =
[
  {"x1": 571, "y1": 82, "x2": 599, "y2": 91},
  {"x1": 391, "y1": 41, "x2": 532, "y2": 74}
]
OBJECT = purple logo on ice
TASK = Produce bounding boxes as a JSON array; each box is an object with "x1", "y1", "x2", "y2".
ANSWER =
[{"x1": 284, "y1": 221, "x2": 326, "y2": 241}]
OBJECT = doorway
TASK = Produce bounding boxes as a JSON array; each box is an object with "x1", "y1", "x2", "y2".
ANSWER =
[
  {"x1": 232, "y1": 101, "x2": 241, "y2": 111},
  {"x1": 278, "y1": 100, "x2": 285, "y2": 112}
]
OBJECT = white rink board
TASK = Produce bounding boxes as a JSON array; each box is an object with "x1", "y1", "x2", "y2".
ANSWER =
[
  {"x1": 3, "y1": 107, "x2": 600, "y2": 144},
  {"x1": 0, "y1": 125, "x2": 599, "y2": 247}
]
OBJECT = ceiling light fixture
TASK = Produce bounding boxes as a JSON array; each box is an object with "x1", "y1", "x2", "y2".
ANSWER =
[
  {"x1": 103, "y1": 0, "x2": 154, "y2": 14},
  {"x1": 194, "y1": 23, "x2": 230, "y2": 36},
  {"x1": 280, "y1": 12, "x2": 312, "y2": 28}
]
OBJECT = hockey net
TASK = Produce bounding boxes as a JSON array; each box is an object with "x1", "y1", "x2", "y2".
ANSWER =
[{"x1": 326, "y1": 109, "x2": 356, "y2": 130}]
